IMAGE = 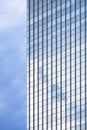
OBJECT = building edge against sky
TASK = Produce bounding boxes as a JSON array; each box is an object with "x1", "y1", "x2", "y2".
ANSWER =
[{"x1": 27, "y1": 0, "x2": 87, "y2": 130}]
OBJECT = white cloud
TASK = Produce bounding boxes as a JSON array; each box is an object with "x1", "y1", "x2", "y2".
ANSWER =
[
  {"x1": 0, "y1": 99, "x2": 8, "y2": 114},
  {"x1": 0, "y1": 0, "x2": 26, "y2": 31}
]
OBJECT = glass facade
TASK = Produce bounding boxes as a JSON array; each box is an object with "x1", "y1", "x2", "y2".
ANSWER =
[{"x1": 27, "y1": 0, "x2": 87, "y2": 129}]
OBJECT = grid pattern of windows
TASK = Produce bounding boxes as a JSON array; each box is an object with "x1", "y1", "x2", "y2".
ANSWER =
[{"x1": 27, "y1": 0, "x2": 87, "y2": 129}]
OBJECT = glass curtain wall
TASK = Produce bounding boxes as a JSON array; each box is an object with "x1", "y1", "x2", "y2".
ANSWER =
[{"x1": 27, "y1": 0, "x2": 87, "y2": 129}]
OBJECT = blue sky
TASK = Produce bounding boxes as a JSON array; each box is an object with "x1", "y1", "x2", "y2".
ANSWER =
[{"x1": 0, "y1": 0, "x2": 26, "y2": 129}]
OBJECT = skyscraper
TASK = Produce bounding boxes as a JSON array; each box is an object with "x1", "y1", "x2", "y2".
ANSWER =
[{"x1": 27, "y1": 0, "x2": 87, "y2": 129}]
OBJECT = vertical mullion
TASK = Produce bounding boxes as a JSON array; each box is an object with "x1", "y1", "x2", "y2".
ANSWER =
[
  {"x1": 70, "y1": 0, "x2": 72, "y2": 129},
  {"x1": 46, "y1": 0, "x2": 48, "y2": 129},
  {"x1": 85, "y1": 0, "x2": 86, "y2": 129},
  {"x1": 56, "y1": 0, "x2": 57, "y2": 129},
  {"x1": 51, "y1": 0, "x2": 53, "y2": 130},
  {"x1": 75, "y1": 0, "x2": 76, "y2": 129},
  {"x1": 80, "y1": 1, "x2": 81, "y2": 129},
  {"x1": 42, "y1": 0, "x2": 43, "y2": 129},
  {"x1": 37, "y1": 0, "x2": 39, "y2": 129},
  {"x1": 60, "y1": 0, "x2": 62, "y2": 130},
  {"x1": 51, "y1": 0, "x2": 52, "y2": 129},
  {"x1": 28, "y1": 0, "x2": 30, "y2": 129},
  {"x1": 33, "y1": 0, "x2": 35, "y2": 129},
  {"x1": 65, "y1": 0, "x2": 67, "y2": 130}
]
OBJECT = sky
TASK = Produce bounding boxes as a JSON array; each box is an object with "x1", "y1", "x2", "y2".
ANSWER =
[{"x1": 0, "y1": 0, "x2": 26, "y2": 130}]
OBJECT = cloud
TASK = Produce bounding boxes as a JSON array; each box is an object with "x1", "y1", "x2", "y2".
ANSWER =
[
  {"x1": 0, "y1": 4, "x2": 26, "y2": 128},
  {"x1": 52, "y1": 84, "x2": 65, "y2": 101},
  {"x1": 0, "y1": 0, "x2": 26, "y2": 31},
  {"x1": 0, "y1": 0, "x2": 27, "y2": 129}
]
